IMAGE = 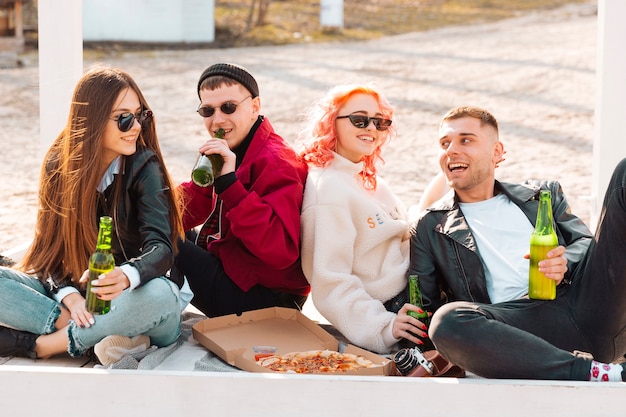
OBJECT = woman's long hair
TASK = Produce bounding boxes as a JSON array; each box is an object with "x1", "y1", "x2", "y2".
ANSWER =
[
  {"x1": 18, "y1": 66, "x2": 184, "y2": 285},
  {"x1": 296, "y1": 84, "x2": 396, "y2": 190}
]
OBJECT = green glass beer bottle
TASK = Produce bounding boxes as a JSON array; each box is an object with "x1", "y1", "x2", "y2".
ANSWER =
[
  {"x1": 85, "y1": 216, "x2": 115, "y2": 314},
  {"x1": 528, "y1": 190, "x2": 558, "y2": 300},
  {"x1": 191, "y1": 128, "x2": 225, "y2": 187},
  {"x1": 408, "y1": 274, "x2": 429, "y2": 325}
]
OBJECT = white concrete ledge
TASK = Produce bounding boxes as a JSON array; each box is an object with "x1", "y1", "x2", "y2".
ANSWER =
[
  {"x1": 3, "y1": 240, "x2": 626, "y2": 416},
  {"x1": 1, "y1": 366, "x2": 624, "y2": 416},
  {"x1": 0, "y1": 241, "x2": 30, "y2": 261}
]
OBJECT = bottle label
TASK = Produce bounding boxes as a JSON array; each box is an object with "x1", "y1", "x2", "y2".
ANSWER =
[{"x1": 408, "y1": 275, "x2": 429, "y2": 320}]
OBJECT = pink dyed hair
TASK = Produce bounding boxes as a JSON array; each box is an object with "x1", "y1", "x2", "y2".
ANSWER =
[{"x1": 296, "y1": 84, "x2": 396, "y2": 190}]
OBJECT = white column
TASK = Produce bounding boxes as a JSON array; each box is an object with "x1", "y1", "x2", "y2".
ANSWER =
[
  {"x1": 37, "y1": 0, "x2": 83, "y2": 154},
  {"x1": 591, "y1": 0, "x2": 626, "y2": 229}
]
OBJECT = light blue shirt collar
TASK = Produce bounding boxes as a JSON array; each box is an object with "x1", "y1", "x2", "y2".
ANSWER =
[{"x1": 97, "y1": 156, "x2": 122, "y2": 193}]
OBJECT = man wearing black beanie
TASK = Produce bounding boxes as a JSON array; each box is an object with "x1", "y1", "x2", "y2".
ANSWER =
[{"x1": 173, "y1": 63, "x2": 310, "y2": 317}]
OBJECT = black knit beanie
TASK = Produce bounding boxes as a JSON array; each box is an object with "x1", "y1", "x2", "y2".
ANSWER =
[{"x1": 197, "y1": 63, "x2": 259, "y2": 98}]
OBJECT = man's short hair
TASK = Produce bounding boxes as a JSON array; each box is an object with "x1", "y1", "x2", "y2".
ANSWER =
[{"x1": 440, "y1": 106, "x2": 499, "y2": 134}]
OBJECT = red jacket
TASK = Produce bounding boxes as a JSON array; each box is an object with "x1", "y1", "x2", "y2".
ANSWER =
[{"x1": 179, "y1": 117, "x2": 310, "y2": 295}]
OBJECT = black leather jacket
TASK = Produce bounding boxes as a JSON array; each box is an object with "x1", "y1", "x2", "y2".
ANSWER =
[
  {"x1": 104, "y1": 147, "x2": 178, "y2": 287},
  {"x1": 409, "y1": 180, "x2": 593, "y2": 313},
  {"x1": 45, "y1": 147, "x2": 179, "y2": 294}
]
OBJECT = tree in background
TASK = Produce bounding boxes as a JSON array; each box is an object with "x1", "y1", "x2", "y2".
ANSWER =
[{"x1": 246, "y1": 0, "x2": 271, "y2": 30}]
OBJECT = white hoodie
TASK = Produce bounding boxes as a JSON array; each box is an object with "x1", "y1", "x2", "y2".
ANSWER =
[{"x1": 300, "y1": 153, "x2": 409, "y2": 354}]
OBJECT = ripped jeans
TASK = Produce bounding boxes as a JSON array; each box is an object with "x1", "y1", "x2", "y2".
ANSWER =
[{"x1": 0, "y1": 267, "x2": 182, "y2": 357}]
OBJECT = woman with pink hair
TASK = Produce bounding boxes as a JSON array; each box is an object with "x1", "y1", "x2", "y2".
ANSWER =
[{"x1": 297, "y1": 84, "x2": 427, "y2": 354}]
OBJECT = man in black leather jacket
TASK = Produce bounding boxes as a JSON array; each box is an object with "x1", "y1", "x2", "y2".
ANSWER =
[
  {"x1": 411, "y1": 179, "x2": 592, "y2": 313},
  {"x1": 409, "y1": 106, "x2": 626, "y2": 381}
]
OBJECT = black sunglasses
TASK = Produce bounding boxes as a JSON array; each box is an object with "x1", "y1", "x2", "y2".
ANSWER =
[
  {"x1": 197, "y1": 96, "x2": 251, "y2": 118},
  {"x1": 111, "y1": 109, "x2": 153, "y2": 132},
  {"x1": 336, "y1": 113, "x2": 392, "y2": 131}
]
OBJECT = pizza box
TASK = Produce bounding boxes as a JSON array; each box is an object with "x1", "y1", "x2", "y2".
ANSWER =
[{"x1": 192, "y1": 306, "x2": 393, "y2": 375}]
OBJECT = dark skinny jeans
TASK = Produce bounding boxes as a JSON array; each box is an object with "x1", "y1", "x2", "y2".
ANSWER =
[
  {"x1": 430, "y1": 158, "x2": 626, "y2": 380},
  {"x1": 174, "y1": 238, "x2": 306, "y2": 317}
]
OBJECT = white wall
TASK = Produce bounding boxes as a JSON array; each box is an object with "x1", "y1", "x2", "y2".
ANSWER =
[{"x1": 82, "y1": 0, "x2": 214, "y2": 43}]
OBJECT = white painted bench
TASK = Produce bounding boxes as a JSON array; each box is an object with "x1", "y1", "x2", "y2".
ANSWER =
[{"x1": 1, "y1": 243, "x2": 625, "y2": 416}]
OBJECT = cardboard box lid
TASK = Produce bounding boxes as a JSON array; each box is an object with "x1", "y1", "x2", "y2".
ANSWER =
[
  {"x1": 192, "y1": 307, "x2": 392, "y2": 375},
  {"x1": 192, "y1": 307, "x2": 338, "y2": 365}
]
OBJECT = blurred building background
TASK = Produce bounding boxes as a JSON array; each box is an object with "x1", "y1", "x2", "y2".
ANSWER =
[
  {"x1": 0, "y1": 0, "x2": 217, "y2": 67},
  {"x1": 0, "y1": 0, "x2": 29, "y2": 67},
  {"x1": 82, "y1": 0, "x2": 215, "y2": 44}
]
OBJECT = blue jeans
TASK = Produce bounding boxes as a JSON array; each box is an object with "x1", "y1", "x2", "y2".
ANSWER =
[
  {"x1": 430, "y1": 158, "x2": 626, "y2": 380},
  {"x1": 0, "y1": 267, "x2": 182, "y2": 357}
]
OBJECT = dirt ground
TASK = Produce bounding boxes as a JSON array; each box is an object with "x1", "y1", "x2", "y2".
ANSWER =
[{"x1": 0, "y1": 2, "x2": 598, "y2": 253}]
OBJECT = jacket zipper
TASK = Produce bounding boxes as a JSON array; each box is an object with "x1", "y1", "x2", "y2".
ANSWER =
[{"x1": 452, "y1": 241, "x2": 475, "y2": 301}]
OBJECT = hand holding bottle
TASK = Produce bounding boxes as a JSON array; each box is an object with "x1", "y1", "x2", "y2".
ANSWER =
[
  {"x1": 191, "y1": 128, "x2": 226, "y2": 186},
  {"x1": 392, "y1": 303, "x2": 429, "y2": 346},
  {"x1": 523, "y1": 245, "x2": 568, "y2": 284},
  {"x1": 85, "y1": 216, "x2": 115, "y2": 314},
  {"x1": 528, "y1": 190, "x2": 560, "y2": 300},
  {"x1": 81, "y1": 267, "x2": 130, "y2": 300}
]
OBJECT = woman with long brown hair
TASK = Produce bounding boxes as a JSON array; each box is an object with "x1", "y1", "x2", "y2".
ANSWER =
[{"x1": 0, "y1": 65, "x2": 187, "y2": 366}]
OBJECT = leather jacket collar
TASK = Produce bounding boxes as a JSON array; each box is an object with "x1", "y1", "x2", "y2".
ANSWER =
[{"x1": 429, "y1": 180, "x2": 541, "y2": 252}]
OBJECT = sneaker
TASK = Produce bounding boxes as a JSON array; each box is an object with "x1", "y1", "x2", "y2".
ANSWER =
[{"x1": 93, "y1": 335, "x2": 150, "y2": 366}]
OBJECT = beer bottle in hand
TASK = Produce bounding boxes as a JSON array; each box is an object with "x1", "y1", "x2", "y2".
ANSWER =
[
  {"x1": 408, "y1": 274, "x2": 429, "y2": 326},
  {"x1": 528, "y1": 190, "x2": 558, "y2": 300},
  {"x1": 191, "y1": 128, "x2": 225, "y2": 187},
  {"x1": 86, "y1": 216, "x2": 115, "y2": 314}
]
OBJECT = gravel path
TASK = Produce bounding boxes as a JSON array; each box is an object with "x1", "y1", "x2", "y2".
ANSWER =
[{"x1": 0, "y1": 2, "x2": 598, "y2": 253}]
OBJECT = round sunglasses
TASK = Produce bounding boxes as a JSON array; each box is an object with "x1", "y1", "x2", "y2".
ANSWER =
[
  {"x1": 111, "y1": 109, "x2": 153, "y2": 132},
  {"x1": 197, "y1": 96, "x2": 251, "y2": 118},
  {"x1": 336, "y1": 113, "x2": 392, "y2": 131}
]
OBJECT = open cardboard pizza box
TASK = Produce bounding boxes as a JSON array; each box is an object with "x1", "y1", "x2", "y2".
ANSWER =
[{"x1": 192, "y1": 307, "x2": 393, "y2": 375}]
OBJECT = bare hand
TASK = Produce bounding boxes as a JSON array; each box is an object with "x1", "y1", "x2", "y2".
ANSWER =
[
  {"x1": 392, "y1": 303, "x2": 429, "y2": 345},
  {"x1": 524, "y1": 245, "x2": 568, "y2": 285},
  {"x1": 62, "y1": 292, "x2": 94, "y2": 328},
  {"x1": 79, "y1": 266, "x2": 130, "y2": 301}
]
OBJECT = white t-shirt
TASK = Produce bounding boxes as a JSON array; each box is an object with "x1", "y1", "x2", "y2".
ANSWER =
[{"x1": 459, "y1": 194, "x2": 534, "y2": 303}]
